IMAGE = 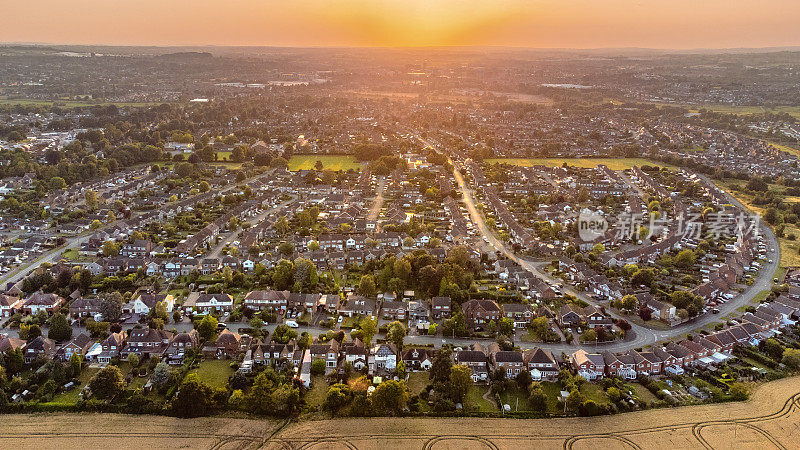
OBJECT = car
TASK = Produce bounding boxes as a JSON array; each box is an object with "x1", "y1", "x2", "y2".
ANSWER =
[
  {"x1": 285, "y1": 320, "x2": 299, "y2": 328},
  {"x1": 768, "y1": 259, "x2": 774, "y2": 264},
  {"x1": 482, "y1": 236, "x2": 489, "y2": 243},
  {"x1": 337, "y1": 316, "x2": 343, "y2": 323},
  {"x1": 216, "y1": 322, "x2": 228, "y2": 330},
  {"x1": 774, "y1": 278, "x2": 779, "y2": 283},
  {"x1": 712, "y1": 308, "x2": 720, "y2": 314}
]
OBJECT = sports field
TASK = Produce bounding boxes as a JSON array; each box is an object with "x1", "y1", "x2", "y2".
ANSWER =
[
  {"x1": 288, "y1": 155, "x2": 362, "y2": 171},
  {"x1": 484, "y1": 157, "x2": 671, "y2": 170},
  {"x1": 2, "y1": 375, "x2": 800, "y2": 449}
]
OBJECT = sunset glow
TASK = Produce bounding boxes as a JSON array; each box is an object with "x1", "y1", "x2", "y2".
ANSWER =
[{"x1": 2, "y1": 0, "x2": 800, "y2": 48}]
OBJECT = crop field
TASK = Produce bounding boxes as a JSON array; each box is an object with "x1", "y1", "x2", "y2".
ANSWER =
[
  {"x1": 288, "y1": 155, "x2": 362, "y2": 171},
  {"x1": 3, "y1": 375, "x2": 800, "y2": 449},
  {"x1": 484, "y1": 157, "x2": 672, "y2": 170},
  {"x1": 0, "y1": 97, "x2": 165, "y2": 108}
]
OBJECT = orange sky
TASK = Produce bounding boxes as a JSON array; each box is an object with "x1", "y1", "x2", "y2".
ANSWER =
[{"x1": 2, "y1": 0, "x2": 799, "y2": 48}]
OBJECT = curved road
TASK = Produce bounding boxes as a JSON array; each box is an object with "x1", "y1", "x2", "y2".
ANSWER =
[{"x1": 446, "y1": 152, "x2": 779, "y2": 354}]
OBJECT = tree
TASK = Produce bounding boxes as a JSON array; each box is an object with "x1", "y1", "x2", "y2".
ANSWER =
[
  {"x1": 311, "y1": 359, "x2": 326, "y2": 376},
  {"x1": 173, "y1": 373, "x2": 216, "y2": 417},
  {"x1": 100, "y1": 292, "x2": 123, "y2": 322},
  {"x1": 198, "y1": 181, "x2": 210, "y2": 193},
  {"x1": 729, "y1": 382, "x2": 749, "y2": 401},
  {"x1": 371, "y1": 380, "x2": 408, "y2": 415},
  {"x1": 430, "y1": 348, "x2": 452, "y2": 384},
  {"x1": 196, "y1": 314, "x2": 218, "y2": 342},
  {"x1": 529, "y1": 382, "x2": 547, "y2": 412},
  {"x1": 497, "y1": 317, "x2": 514, "y2": 337},
  {"x1": 4, "y1": 348, "x2": 24, "y2": 376},
  {"x1": 386, "y1": 321, "x2": 407, "y2": 352},
  {"x1": 102, "y1": 240, "x2": 120, "y2": 257},
  {"x1": 323, "y1": 383, "x2": 353, "y2": 411},
  {"x1": 620, "y1": 295, "x2": 638, "y2": 313},
  {"x1": 580, "y1": 329, "x2": 598, "y2": 343},
  {"x1": 359, "y1": 316, "x2": 378, "y2": 345},
  {"x1": 763, "y1": 338, "x2": 785, "y2": 360},
  {"x1": 175, "y1": 162, "x2": 195, "y2": 178},
  {"x1": 448, "y1": 363, "x2": 471, "y2": 403},
  {"x1": 90, "y1": 219, "x2": 102, "y2": 230},
  {"x1": 19, "y1": 323, "x2": 41, "y2": 341},
  {"x1": 85, "y1": 190, "x2": 99, "y2": 211},
  {"x1": 128, "y1": 353, "x2": 140, "y2": 368},
  {"x1": 275, "y1": 216, "x2": 289, "y2": 236},
  {"x1": 271, "y1": 157, "x2": 288, "y2": 169},
  {"x1": 272, "y1": 324, "x2": 298, "y2": 344},
  {"x1": 151, "y1": 361, "x2": 174, "y2": 388},
  {"x1": 782, "y1": 348, "x2": 800, "y2": 370},
  {"x1": 566, "y1": 389, "x2": 585, "y2": 413},
  {"x1": 89, "y1": 366, "x2": 124, "y2": 400},
  {"x1": 50, "y1": 176, "x2": 66, "y2": 191},
  {"x1": 48, "y1": 313, "x2": 72, "y2": 341},
  {"x1": 358, "y1": 274, "x2": 377, "y2": 297},
  {"x1": 674, "y1": 249, "x2": 697, "y2": 269}
]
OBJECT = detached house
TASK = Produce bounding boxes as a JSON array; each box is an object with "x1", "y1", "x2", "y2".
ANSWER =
[
  {"x1": 121, "y1": 328, "x2": 173, "y2": 359},
  {"x1": 570, "y1": 349, "x2": 605, "y2": 380},
  {"x1": 0, "y1": 294, "x2": 22, "y2": 318},
  {"x1": 183, "y1": 293, "x2": 234, "y2": 314},
  {"x1": 23, "y1": 292, "x2": 65, "y2": 315},
  {"x1": 165, "y1": 330, "x2": 199, "y2": 364},
  {"x1": 461, "y1": 299, "x2": 501, "y2": 329},
  {"x1": 456, "y1": 344, "x2": 489, "y2": 382},
  {"x1": 431, "y1": 297, "x2": 452, "y2": 319},
  {"x1": 98, "y1": 331, "x2": 126, "y2": 364},
  {"x1": 401, "y1": 347, "x2": 434, "y2": 371},
  {"x1": 310, "y1": 339, "x2": 340, "y2": 371}
]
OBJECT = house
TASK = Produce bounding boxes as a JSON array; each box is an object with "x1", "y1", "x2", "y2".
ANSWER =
[
  {"x1": 0, "y1": 294, "x2": 22, "y2": 318},
  {"x1": 370, "y1": 342, "x2": 398, "y2": 374},
  {"x1": 22, "y1": 292, "x2": 65, "y2": 315},
  {"x1": 381, "y1": 300, "x2": 406, "y2": 320},
  {"x1": 23, "y1": 336, "x2": 56, "y2": 363},
  {"x1": 202, "y1": 329, "x2": 246, "y2": 359},
  {"x1": 98, "y1": 331, "x2": 127, "y2": 364},
  {"x1": 502, "y1": 303, "x2": 534, "y2": 328},
  {"x1": 401, "y1": 347, "x2": 434, "y2": 371},
  {"x1": 602, "y1": 351, "x2": 637, "y2": 379},
  {"x1": 407, "y1": 300, "x2": 430, "y2": 322},
  {"x1": 523, "y1": 348, "x2": 559, "y2": 380},
  {"x1": 165, "y1": 330, "x2": 199, "y2": 364},
  {"x1": 461, "y1": 299, "x2": 501, "y2": 329},
  {"x1": 570, "y1": 349, "x2": 605, "y2": 380},
  {"x1": 340, "y1": 339, "x2": 368, "y2": 371},
  {"x1": 558, "y1": 305, "x2": 583, "y2": 328},
  {"x1": 455, "y1": 345, "x2": 489, "y2": 382},
  {"x1": 583, "y1": 305, "x2": 613, "y2": 330},
  {"x1": 57, "y1": 333, "x2": 93, "y2": 361},
  {"x1": 244, "y1": 290, "x2": 289, "y2": 311},
  {"x1": 310, "y1": 339, "x2": 340, "y2": 371},
  {"x1": 120, "y1": 239, "x2": 155, "y2": 257},
  {"x1": 252, "y1": 340, "x2": 299, "y2": 368},
  {"x1": 339, "y1": 294, "x2": 377, "y2": 317},
  {"x1": 121, "y1": 328, "x2": 173, "y2": 359},
  {"x1": 491, "y1": 349, "x2": 525, "y2": 378},
  {"x1": 68, "y1": 297, "x2": 102, "y2": 319},
  {"x1": 124, "y1": 292, "x2": 175, "y2": 315},
  {"x1": 431, "y1": 296, "x2": 452, "y2": 319},
  {"x1": 0, "y1": 335, "x2": 25, "y2": 353},
  {"x1": 183, "y1": 293, "x2": 234, "y2": 314}
]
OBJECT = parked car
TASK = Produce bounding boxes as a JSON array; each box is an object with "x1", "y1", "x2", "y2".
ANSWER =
[{"x1": 285, "y1": 320, "x2": 299, "y2": 328}]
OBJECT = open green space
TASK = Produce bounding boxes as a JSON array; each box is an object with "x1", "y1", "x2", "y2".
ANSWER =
[
  {"x1": 406, "y1": 371, "x2": 430, "y2": 395},
  {"x1": 484, "y1": 158, "x2": 673, "y2": 170},
  {"x1": 465, "y1": 385, "x2": 496, "y2": 412},
  {"x1": 190, "y1": 360, "x2": 234, "y2": 389},
  {"x1": 288, "y1": 155, "x2": 362, "y2": 171},
  {"x1": 48, "y1": 366, "x2": 100, "y2": 405},
  {"x1": 305, "y1": 375, "x2": 328, "y2": 409}
]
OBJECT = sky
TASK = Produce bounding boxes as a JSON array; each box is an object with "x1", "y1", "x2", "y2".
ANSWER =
[{"x1": 2, "y1": 0, "x2": 800, "y2": 49}]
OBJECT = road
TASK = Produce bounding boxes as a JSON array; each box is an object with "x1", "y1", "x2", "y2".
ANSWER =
[
  {"x1": 366, "y1": 176, "x2": 385, "y2": 221},
  {"x1": 438, "y1": 137, "x2": 780, "y2": 353}
]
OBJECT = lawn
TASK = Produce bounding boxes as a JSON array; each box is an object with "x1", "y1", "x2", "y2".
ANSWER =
[
  {"x1": 498, "y1": 386, "x2": 531, "y2": 412},
  {"x1": 484, "y1": 158, "x2": 673, "y2": 170},
  {"x1": 63, "y1": 248, "x2": 79, "y2": 260},
  {"x1": 580, "y1": 382, "x2": 610, "y2": 405},
  {"x1": 305, "y1": 375, "x2": 329, "y2": 409},
  {"x1": 539, "y1": 381, "x2": 565, "y2": 414},
  {"x1": 465, "y1": 385, "x2": 496, "y2": 412},
  {"x1": 288, "y1": 155, "x2": 362, "y2": 171},
  {"x1": 648, "y1": 102, "x2": 800, "y2": 119},
  {"x1": 215, "y1": 151, "x2": 232, "y2": 161},
  {"x1": 627, "y1": 382, "x2": 659, "y2": 404},
  {"x1": 768, "y1": 142, "x2": 800, "y2": 158},
  {"x1": 406, "y1": 371, "x2": 431, "y2": 395},
  {"x1": 191, "y1": 360, "x2": 234, "y2": 388},
  {"x1": 49, "y1": 367, "x2": 100, "y2": 405}
]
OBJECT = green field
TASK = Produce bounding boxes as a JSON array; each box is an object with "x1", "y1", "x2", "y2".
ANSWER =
[
  {"x1": 288, "y1": 155, "x2": 362, "y2": 171},
  {"x1": 465, "y1": 385, "x2": 496, "y2": 412},
  {"x1": 768, "y1": 142, "x2": 800, "y2": 158},
  {"x1": 191, "y1": 360, "x2": 234, "y2": 388},
  {"x1": 485, "y1": 158, "x2": 672, "y2": 170}
]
